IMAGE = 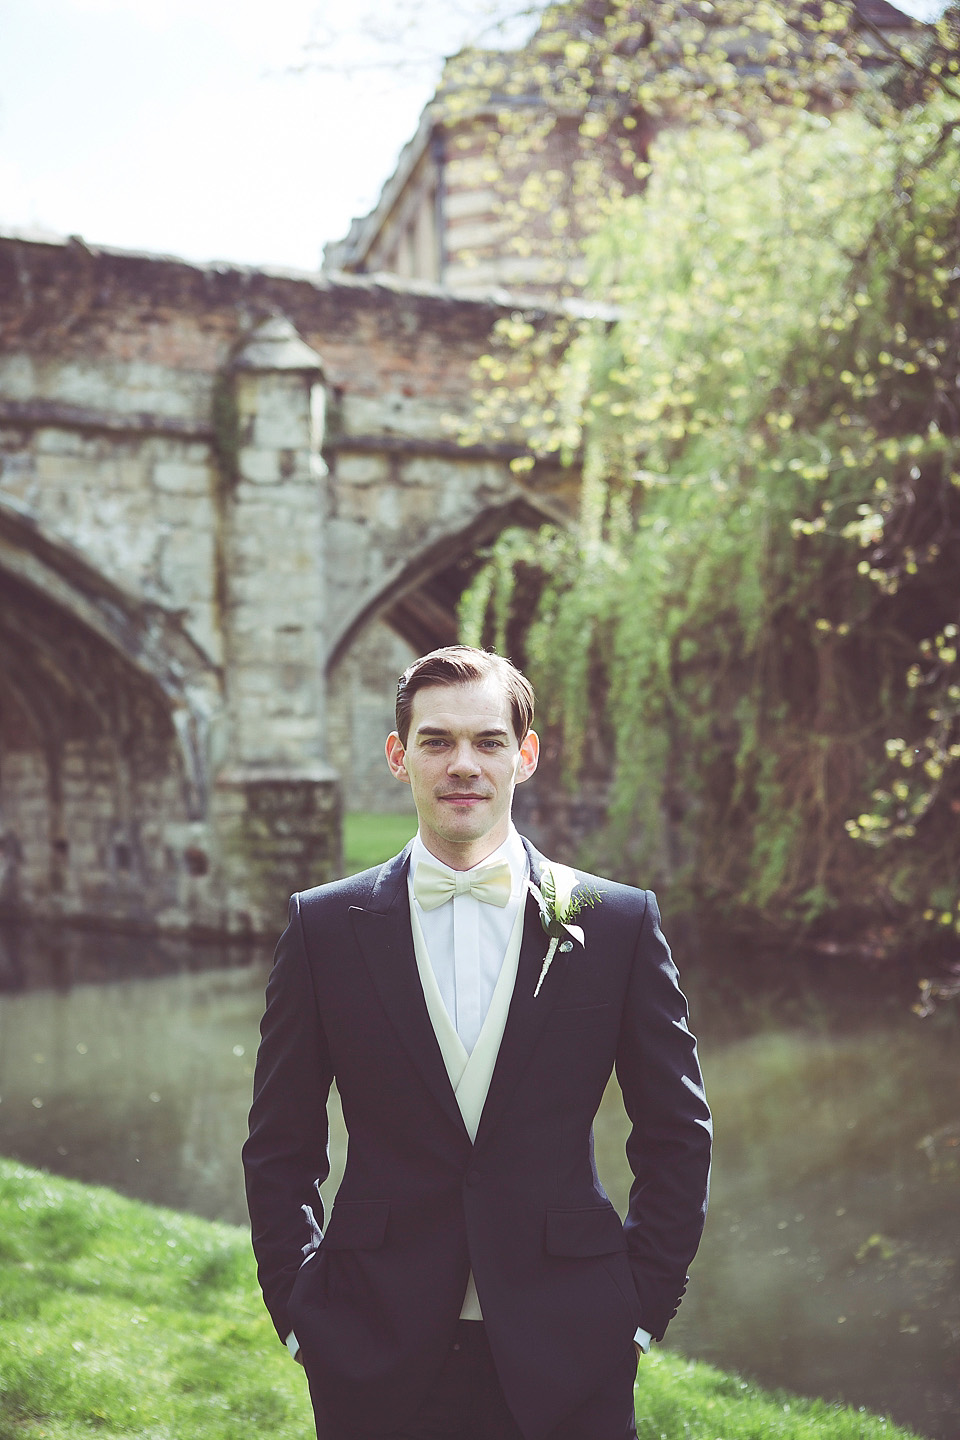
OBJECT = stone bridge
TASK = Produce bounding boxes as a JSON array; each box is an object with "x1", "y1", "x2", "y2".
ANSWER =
[{"x1": 0, "y1": 234, "x2": 577, "y2": 939}]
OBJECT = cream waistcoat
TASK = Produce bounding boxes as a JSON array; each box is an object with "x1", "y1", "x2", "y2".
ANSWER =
[{"x1": 409, "y1": 895, "x2": 527, "y2": 1320}]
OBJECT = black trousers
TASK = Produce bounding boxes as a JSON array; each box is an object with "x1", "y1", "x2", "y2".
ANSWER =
[{"x1": 313, "y1": 1321, "x2": 638, "y2": 1440}]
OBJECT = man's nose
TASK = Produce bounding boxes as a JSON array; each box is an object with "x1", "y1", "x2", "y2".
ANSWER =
[{"x1": 448, "y1": 742, "x2": 481, "y2": 776}]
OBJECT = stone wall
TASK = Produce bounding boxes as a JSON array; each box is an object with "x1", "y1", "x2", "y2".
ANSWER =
[
  {"x1": 327, "y1": 621, "x2": 418, "y2": 815},
  {"x1": 0, "y1": 234, "x2": 576, "y2": 938}
]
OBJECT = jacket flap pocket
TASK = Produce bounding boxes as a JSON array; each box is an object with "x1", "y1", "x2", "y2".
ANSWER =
[
  {"x1": 545, "y1": 1205, "x2": 627, "y2": 1257},
  {"x1": 323, "y1": 1200, "x2": 390, "y2": 1250}
]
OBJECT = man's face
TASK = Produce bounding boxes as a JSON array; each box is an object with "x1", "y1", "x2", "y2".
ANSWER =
[{"x1": 385, "y1": 676, "x2": 539, "y2": 869}]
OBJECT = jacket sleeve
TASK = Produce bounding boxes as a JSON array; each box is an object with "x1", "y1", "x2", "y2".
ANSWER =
[
  {"x1": 615, "y1": 890, "x2": 712, "y2": 1341},
  {"x1": 242, "y1": 893, "x2": 334, "y2": 1343}
]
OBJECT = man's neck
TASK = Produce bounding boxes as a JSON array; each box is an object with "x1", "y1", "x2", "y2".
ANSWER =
[{"x1": 416, "y1": 826, "x2": 516, "y2": 872}]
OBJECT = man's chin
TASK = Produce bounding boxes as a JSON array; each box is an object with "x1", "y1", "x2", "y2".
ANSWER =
[
  {"x1": 436, "y1": 801, "x2": 490, "y2": 827},
  {"x1": 437, "y1": 817, "x2": 487, "y2": 841},
  {"x1": 429, "y1": 807, "x2": 504, "y2": 848}
]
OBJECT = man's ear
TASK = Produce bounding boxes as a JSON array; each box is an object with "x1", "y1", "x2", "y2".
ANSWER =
[
  {"x1": 516, "y1": 729, "x2": 540, "y2": 785},
  {"x1": 385, "y1": 732, "x2": 410, "y2": 782}
]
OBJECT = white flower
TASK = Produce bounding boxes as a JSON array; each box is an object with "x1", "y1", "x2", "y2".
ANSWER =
[
  {"x1": 544, "y1": 862, "x2": 578, "y2": 923},
  {"x1": 529, "y1": 862, "x2": 599, "y2": 997}
]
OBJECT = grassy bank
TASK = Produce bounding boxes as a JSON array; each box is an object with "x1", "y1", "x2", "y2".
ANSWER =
[
  {"x1": 342, "y1": 811, "x2": 416, "y2": 877},
  {"x1": 0, "y1": 1158, "x2": 920, "y2": 1440}
]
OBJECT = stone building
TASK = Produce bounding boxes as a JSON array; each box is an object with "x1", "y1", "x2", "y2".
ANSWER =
[{"x1": 323, "y1": 6, "x2": 654, "y2": 296}]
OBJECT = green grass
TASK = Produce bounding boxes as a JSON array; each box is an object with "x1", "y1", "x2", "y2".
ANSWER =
[
  {"x1": 342, "y1": 811, "x2": 416, "y2": 876},
  {"x1": 0, "y1": 1158, "x2": 312, "y2": 1440},
  {"x1": 0, "y1": 1159, "x2": 922, "y2": 1440}
]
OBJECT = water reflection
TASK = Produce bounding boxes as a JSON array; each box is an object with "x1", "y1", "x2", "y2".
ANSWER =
[
  {"x1": 0, "y1": 926, "x2": 956, "y2": 1439},
  {"x1": 595, "y1": 1025, "x2": 960, "y2": 1439},
  {"x1": 0, "y1": 963, "x2": 263, "y2": 1220},
  {"x1": 0, "y1": 918, "x2": 253, "y2": 993}
]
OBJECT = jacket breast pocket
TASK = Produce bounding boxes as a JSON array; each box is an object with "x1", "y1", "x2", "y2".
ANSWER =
[
  {"x1": 545, "y1": 1204, "x2": 627, "y2": 1257},
  {"x1": 323, "y1": 1199, "x2": 390, "y2": 1250}
]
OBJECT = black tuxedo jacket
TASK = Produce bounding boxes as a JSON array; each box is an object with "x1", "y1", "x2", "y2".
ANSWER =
[{"x1": 243, "y1": 839, "x2": 711, "y2": 1440}]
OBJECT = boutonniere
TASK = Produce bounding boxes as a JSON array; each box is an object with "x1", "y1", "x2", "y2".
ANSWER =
[{"x1": 528, "y1": 862, "x2": 602, "y2": 997}]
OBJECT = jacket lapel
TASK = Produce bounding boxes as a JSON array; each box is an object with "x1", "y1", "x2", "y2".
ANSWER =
[
  {"x1": 473, "y1": 838, "x2": 572, "y2": 1150},
  {"x1": 349, "y1": 845, "x2": 469, "y2": 1143}
]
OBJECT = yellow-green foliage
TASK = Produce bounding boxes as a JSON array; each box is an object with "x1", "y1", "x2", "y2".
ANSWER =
[{"x1": 464, "y1": 95, "x2": 960, "y2": 951}]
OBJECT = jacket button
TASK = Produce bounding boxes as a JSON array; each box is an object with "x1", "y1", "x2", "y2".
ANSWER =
[{"x1": 466, "y1": 1170, "x2": 480, "y2": 1187}]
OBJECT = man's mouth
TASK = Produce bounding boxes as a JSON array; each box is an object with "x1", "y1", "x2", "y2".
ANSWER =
[{"x1": 439, "y1": 792, "x2": 489, "y2": 804}]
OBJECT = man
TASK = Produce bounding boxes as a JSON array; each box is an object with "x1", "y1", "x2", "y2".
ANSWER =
[{"x1": 243, "y1": 646, "x2": 711, "y2": 1440}]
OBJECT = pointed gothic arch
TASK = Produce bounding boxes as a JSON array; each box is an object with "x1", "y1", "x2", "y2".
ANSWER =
[{"x1": 325, "y1": 493, "x2": 558, "y2": 674}]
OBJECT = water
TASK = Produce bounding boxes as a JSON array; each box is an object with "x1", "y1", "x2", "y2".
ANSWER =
[{"x1": 0, "y1": 924, "x2": 957, "y2": 1438}]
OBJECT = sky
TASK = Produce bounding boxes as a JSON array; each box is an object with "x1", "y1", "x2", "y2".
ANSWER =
[{"x1": 0, "y1": 0, "x2": 949, "y2": 274}]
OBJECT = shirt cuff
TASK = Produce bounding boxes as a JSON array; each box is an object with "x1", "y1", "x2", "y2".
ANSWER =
[{"x1": 285, "y1": 1330, "x2": 300, "y2": 1360}]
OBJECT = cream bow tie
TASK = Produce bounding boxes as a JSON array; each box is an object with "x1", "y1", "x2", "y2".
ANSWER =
[{"x1": 413, "y1": 856, "x2": 512, "y2": 911}]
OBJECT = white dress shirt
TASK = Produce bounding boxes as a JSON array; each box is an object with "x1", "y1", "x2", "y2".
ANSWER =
[{"x1": 408, "y1": 827, "x2": 528, "y2": 1054}]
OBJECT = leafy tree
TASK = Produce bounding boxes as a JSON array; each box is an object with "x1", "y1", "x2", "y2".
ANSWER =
[
  {"x1": 460, "y1": 6, "x2": 960, "y2": 977},
  {"x1": 434, "y1": 0, "x2": 943, "y2": 291}
]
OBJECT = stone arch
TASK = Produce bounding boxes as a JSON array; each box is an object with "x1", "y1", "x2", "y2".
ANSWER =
[
  {"x1": 0, "y1": 498, "x2": 220, "y2": 804},
  {"x1": 325, "y1": 493, "x2": 558, "y2": 673},
  {"x1": 325, "y1": 494, "x2": 556, "y2": 814},
  {"x1": 0, "y1": 499, "x2": 221, "y2": 926}
]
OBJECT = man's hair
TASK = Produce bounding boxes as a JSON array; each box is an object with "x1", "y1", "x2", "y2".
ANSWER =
[{"x1": 395, "y1": 646, "x2": 535, "y2": 746}]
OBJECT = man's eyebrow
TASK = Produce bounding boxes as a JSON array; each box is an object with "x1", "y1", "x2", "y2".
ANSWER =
[{"x1": 414, "y1": 724, "x2": 511, "y2": 738}]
